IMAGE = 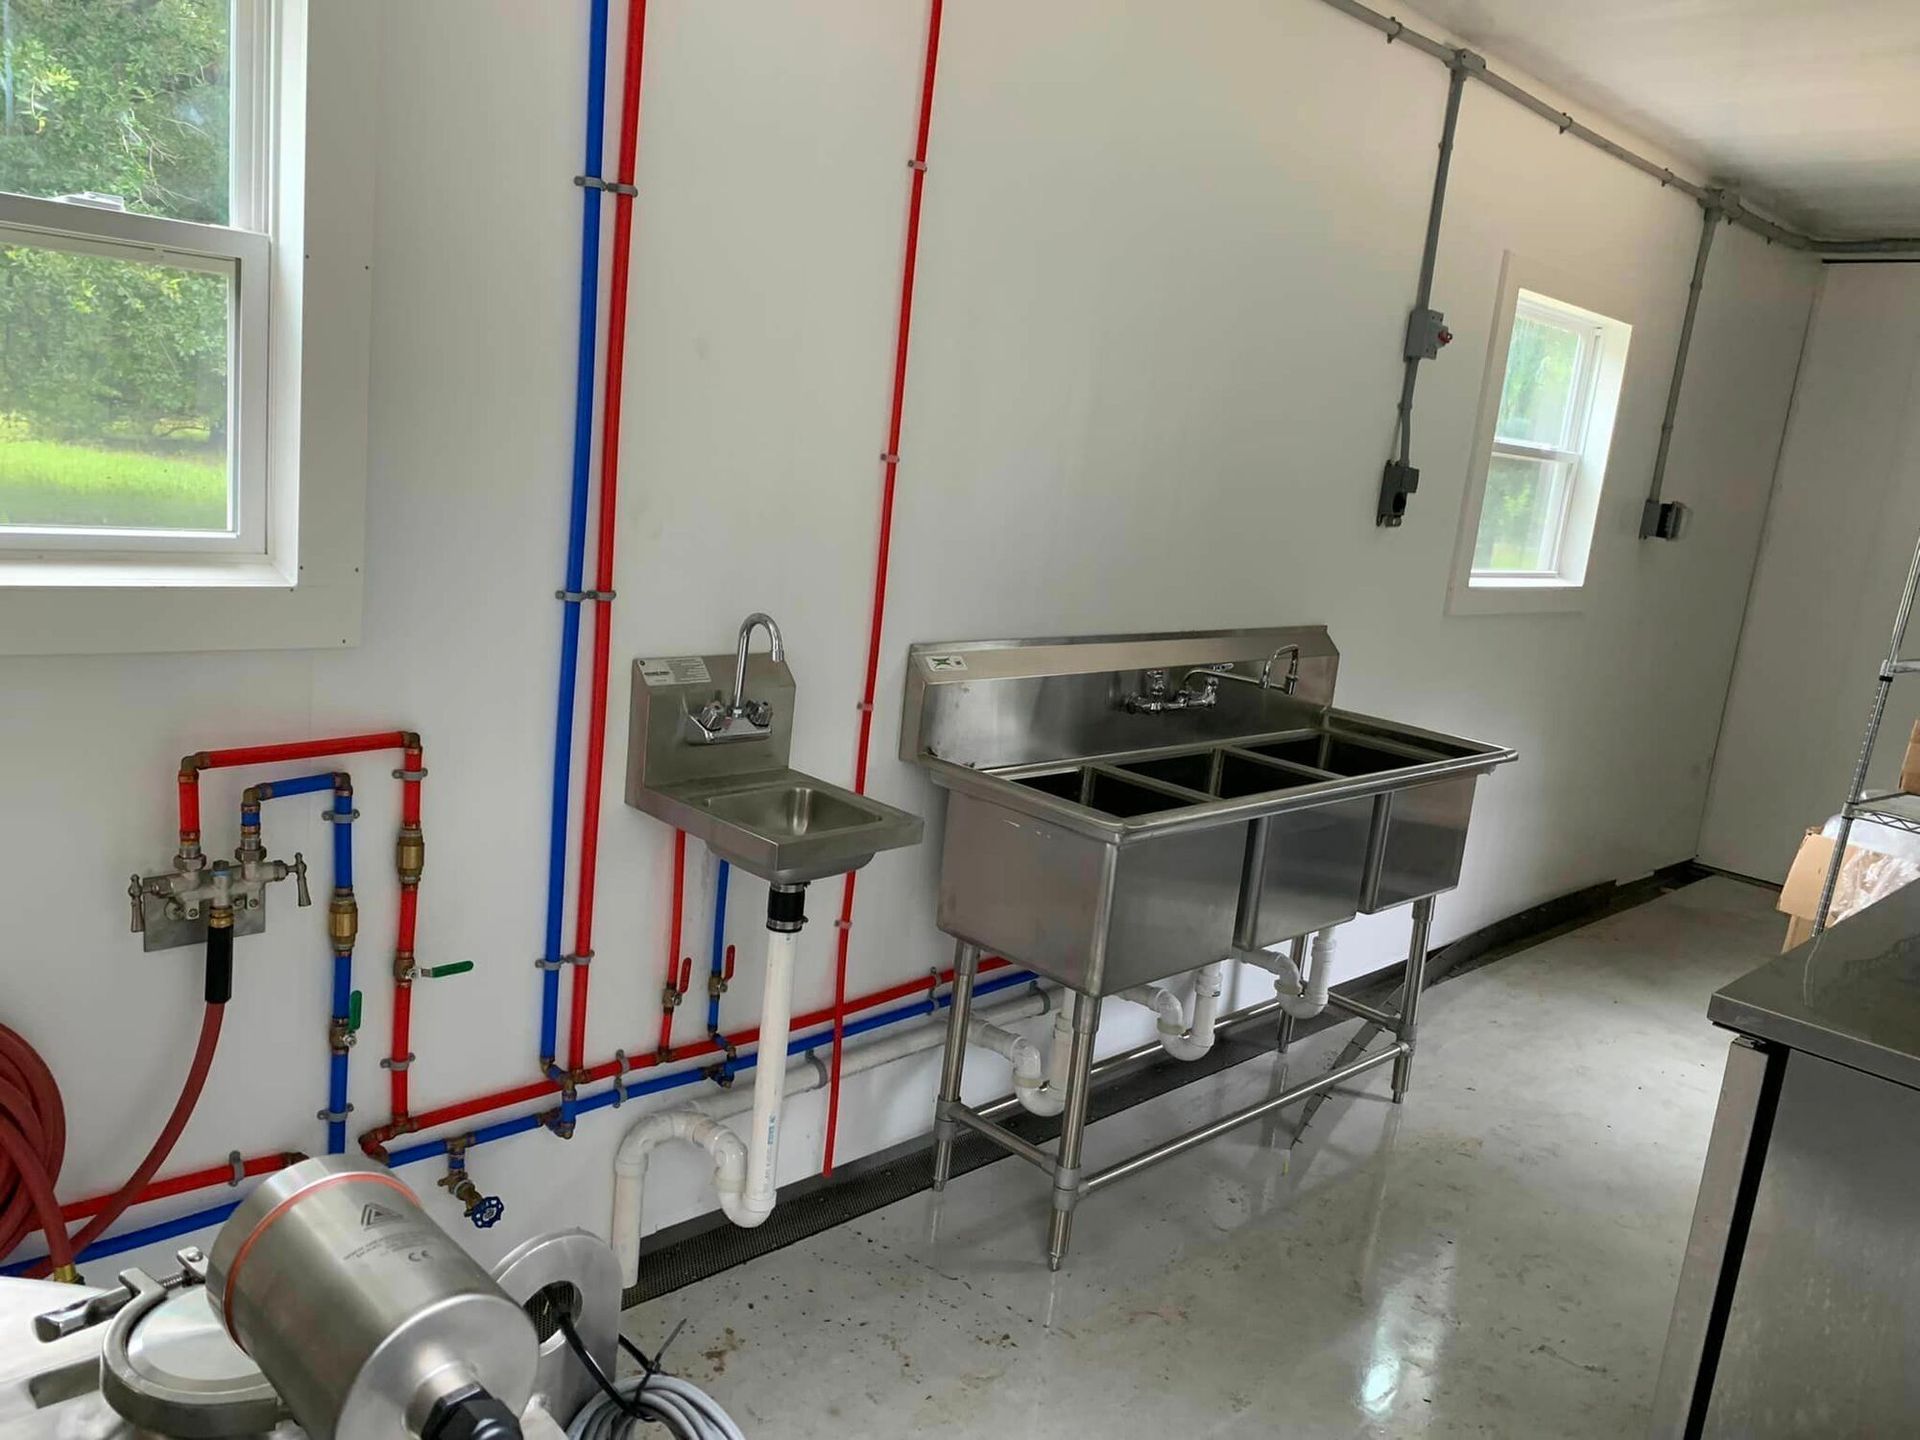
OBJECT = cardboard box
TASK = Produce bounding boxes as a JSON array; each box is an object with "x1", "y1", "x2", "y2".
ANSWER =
[
  {"x1": 1778, "y1": 827, "x2": 1920, "y2": 950},
  {"x1": 1901, "y1": 720, "x2": 1920, "y2": 796}
]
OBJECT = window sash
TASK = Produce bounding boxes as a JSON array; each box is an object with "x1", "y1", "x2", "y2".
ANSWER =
[
  {"x1": 0, "y1": 1, "x2": 273, "y2": 566},
  {"x1": 0, "y1": 194, "x2": 270, "y2": 558},
  {"x1": 1471, "y1": 453, "x2": 1578, "y2": 578}
]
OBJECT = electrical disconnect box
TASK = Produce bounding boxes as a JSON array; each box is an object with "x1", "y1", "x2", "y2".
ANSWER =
[
  {"x1": 1403, "y1": 307, "x2": 1452, "y2": 361},
  {"x1": 1377, "y1": 460, "x2": 1419, "y2": 527}
]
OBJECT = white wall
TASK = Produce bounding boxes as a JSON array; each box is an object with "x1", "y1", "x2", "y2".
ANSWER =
[
  {"x1": 1, "y1": 0, "x2": 1817, "y2": 1278},
  {"x1": 1699, "y1": 264, "x2": 1920, "y2": 880}
]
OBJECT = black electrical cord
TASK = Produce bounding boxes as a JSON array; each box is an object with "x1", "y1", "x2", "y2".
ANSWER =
[{"x1": 555, "y1": 1310, "x2": 657, "y2": 1424}]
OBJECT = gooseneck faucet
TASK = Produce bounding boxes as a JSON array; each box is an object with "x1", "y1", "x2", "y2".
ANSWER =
[
  {"x1": 731, "y1": 612, "x2": 785, "y2": 718},
  {"x1": 692, "y1": 612, "x2": 786, "y2": 741}
]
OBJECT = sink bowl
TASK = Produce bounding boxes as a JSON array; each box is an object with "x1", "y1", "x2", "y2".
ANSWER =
[
  {"x1": 704, "y1": 784, "x2": 876, "y2": 840},
  {"x1": 635, "y1": 770, "x2": 924, "y2": 886}
]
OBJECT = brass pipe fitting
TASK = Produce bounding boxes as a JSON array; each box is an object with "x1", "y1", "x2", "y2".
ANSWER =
[
  {"x1": 207, "y1": 903, "x2": 234, "y2": 931},
  {"x1": 328, "y1": 889, "x2": 359, "y2": 954},
  {"x1": 395, "y1": 825, "x2": 425, "y2": 886},
  {"x1": 393, "y1": 950, "x2": 416, "y2": 985}
]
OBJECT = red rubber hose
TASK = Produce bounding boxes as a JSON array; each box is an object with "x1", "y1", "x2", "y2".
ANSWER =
[
  {"x1": 0, "y1": 1025, "x2": 70, "y2": 1272},
  {"x1": 15, "y1": 1004, "x2": 225, "y2": 1277}
]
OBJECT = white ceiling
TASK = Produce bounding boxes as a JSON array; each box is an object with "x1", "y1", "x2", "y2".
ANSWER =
[{"x1": 1401, "y1": 0, "x2": 1920, "y2": 239}]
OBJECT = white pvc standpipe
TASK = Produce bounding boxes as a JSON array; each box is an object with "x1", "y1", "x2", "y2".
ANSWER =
[{"x1": 741, "y1": 925, "x2": 800, "y2": 1219}]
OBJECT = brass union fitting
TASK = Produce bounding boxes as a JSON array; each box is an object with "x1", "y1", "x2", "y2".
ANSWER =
[
  {"x1": 328, "y1": 890, "x2": 359, "y2": 953},
  {"x1": 396, "y1": 825, "x2": 425, "y2": 886}
]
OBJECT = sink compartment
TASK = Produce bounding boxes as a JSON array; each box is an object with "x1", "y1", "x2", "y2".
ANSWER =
[
  {"x1": 1246, "y1": 733, "x2": 1438, "y2": 776},
  {"x1": 1015, "y1": 765, "x2": 1206, "y2": 819}
]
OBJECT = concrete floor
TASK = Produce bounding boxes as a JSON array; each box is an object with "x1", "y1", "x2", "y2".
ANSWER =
[{"x1": 622, "y1": 877, "x2": 1780, "y2": 1438}]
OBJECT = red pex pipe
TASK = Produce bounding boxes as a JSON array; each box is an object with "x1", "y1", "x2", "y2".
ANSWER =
[
  {"x1": 176, "y1": 772, "x2": 201, "y2": 847},
  {"x1": 58, "y1": 1149, "x2": 293, "y2": 1224},
  {"x1": 392, "y1": 887, "x2": 419, "y2": 1116},
  {"x1": 359, "y1": 955, "x2": 1011, "y2": 1155},
  {"x1": 197, "y1": 731, "x2": 413, "y2": 772},
  {"x1": 825, "y1": 0, "x2": 946, "y2": 1176},
  {"x1": 393, "y1": 743, "x2": 425, "y2": 1116},
  {"x1": 567, "y1": 0, "x2": 652, "y2": 1076},
  {"x1": 658, "y1": 831, "x2": 687, "y2": 1057}
]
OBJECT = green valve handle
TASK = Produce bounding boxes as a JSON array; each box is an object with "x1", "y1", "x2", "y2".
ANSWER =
[
  {"x1": 348, "y1": 991, "x2": 362, "y2": 1033},
  {"x1": 423, "y1": 961, "x2": 474, "y2": 980}
]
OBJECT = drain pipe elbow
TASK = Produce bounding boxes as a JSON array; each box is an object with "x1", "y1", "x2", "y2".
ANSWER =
[
  {"x1": 1272, "y1": 927, "x2": 1337, "y2": 1020},
  {"x1": 970, "y1": 1016, "x2": 1064, "y2": 1117},
  {"x1": 1162, "y1": 962, "x2": 1222, "y2": 1062},
  {"x1": 611, "y1": 1108, "x2": 750, "y2": 1287},
  {"x1": 1118, "y1": 970, "x2": 1220, "y2": 1062}
]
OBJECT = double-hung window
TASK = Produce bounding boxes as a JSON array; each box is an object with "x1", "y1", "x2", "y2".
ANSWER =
[
  {"x1": 0, "y1": 0, "x2": 271, "y2": 564},
  {"x1": 1474, "y1": 294, "x2": 1604, "y2": 577},
  {"x1": 1453, "y1": 268, "x2": 1633, "y2": 610}
]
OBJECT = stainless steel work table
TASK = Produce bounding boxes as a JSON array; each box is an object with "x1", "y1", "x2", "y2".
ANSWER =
[{"x1": 1651, "y1": 883, "x2": 1920, "y2": 1438}]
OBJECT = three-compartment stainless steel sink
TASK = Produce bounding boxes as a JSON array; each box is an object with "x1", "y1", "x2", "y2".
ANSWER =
[
  {"x1": 900, "y1": 626, "x2": 1516, "y2": 995},
  {"x1": 626, "y1": 647, "x2": 923, "y2": 886}
]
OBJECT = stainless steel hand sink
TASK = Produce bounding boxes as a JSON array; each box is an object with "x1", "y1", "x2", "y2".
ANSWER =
[
  {"x1": 626, "y1": 639, "x2": 923, "y2": 886},
  {"x1": 900, "y1": 627, "x2": 1516, "y2": 995}
]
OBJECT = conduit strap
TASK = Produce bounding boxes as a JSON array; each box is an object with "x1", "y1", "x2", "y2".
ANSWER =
[
  {"x1": 380, "y1": 1053, "x2": 416, "y2": 1072},
  {"x1": 574, "y1": 174, "x2": 638, "y2": 197},
  {"x1": 555, "y1": 588, "x2": 617, "y2": 603},
  {"x1": 533, "y1": 952, "x2": 593, "y2": 971},
  {"x1": 391, "y1": 767, "x2": 429, "y2": 782},
  {"x1": 321, "y1": 807, "x2": 361, "y2": 824},
  {"x1": 316, "y1": 1104, "x2": 354, "y2": 1124}
]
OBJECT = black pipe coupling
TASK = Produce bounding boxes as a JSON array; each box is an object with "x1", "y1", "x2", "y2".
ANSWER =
[{"x1": 766, "y1": 882, "x2": 808, "y2": 934}]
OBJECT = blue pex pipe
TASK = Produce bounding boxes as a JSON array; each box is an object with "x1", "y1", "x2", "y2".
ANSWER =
[
  {"x1": 328, "y1": 952, "x2": 353, "y2": 1155},
  {"x1": 252, "y1": 771, "x2": 357, "y2": 1156},
  {"x1": 383, "y1": 969, "x2": 1038, "y2": 1170},
  {"x1": 706, "y1": 860, "x2": 731, "y2": 1036},
  {"x1": 3, "y1": 1200, "x2": 242, "y2": 1277},
  {"x1": 253, "y1": 772, "x2": 336, "y2": 802},
  {"x1": 331, "y1": 795, "x2": 354, "y2": 891},
  {"x1": 0, "y1": 974, "x2": 1042, "y2": 1270},
  {"x1": 541, "y1": 0, "x2": 614, "y2": 1068}
]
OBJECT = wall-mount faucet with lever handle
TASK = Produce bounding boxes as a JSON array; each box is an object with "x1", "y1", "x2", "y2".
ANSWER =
[
  {"x1": 1122, "y1": 643, "x2": 1302, "y2": 714},
  {"x1": 690, "y1": 612, "x2": 786, "y2": 743}
]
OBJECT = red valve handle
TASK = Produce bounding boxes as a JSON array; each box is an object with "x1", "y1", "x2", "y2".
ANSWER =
[
  {"x1": 678, "y1": 958, "x2": 692, "y2": 995},
  {"x1": 723, "y1": 944, "x2": 736, "y2": 982}
]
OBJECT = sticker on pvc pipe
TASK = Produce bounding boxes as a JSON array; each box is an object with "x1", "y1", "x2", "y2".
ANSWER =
[
  {"x1": 640, "y1": 656, "x2": 713, "y2": 687},
  {"x1": 924, "y1": 654, "x2": 967, "y2": 673}
]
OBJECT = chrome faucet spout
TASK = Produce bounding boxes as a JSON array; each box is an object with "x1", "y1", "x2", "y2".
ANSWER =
[{"x1": 732, "y1": 612, "x2": 785, "y2": 717}]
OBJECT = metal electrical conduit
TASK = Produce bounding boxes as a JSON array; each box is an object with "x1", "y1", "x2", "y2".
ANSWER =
[{"x1": 1318, "y1": 0, "x2": 1920, "y2": 256}]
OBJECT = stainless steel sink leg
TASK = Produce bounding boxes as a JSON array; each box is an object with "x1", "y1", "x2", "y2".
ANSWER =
[
  {"x1": 1391, "y1": 896, "x2": 1435, "y2": 1103},
  {"x1": 1047, "y1": 989, "x2": 1101, "y2": 1271},
  {"x1": 932, "y1": 940, "x2": 980, "y2": 1191}
]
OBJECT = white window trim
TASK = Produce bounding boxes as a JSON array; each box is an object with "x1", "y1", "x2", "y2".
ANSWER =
[
  {"x1": 0, "y1": 0, "x2": 373, "y2": 653},
  {"x1": 1447, "y1": 253, "x2": 1634, "y2": 618}
]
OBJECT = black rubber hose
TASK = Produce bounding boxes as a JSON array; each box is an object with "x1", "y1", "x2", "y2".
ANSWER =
[{"x1": 204, "y1": 921, "x2": 234, "y2": 1005}]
